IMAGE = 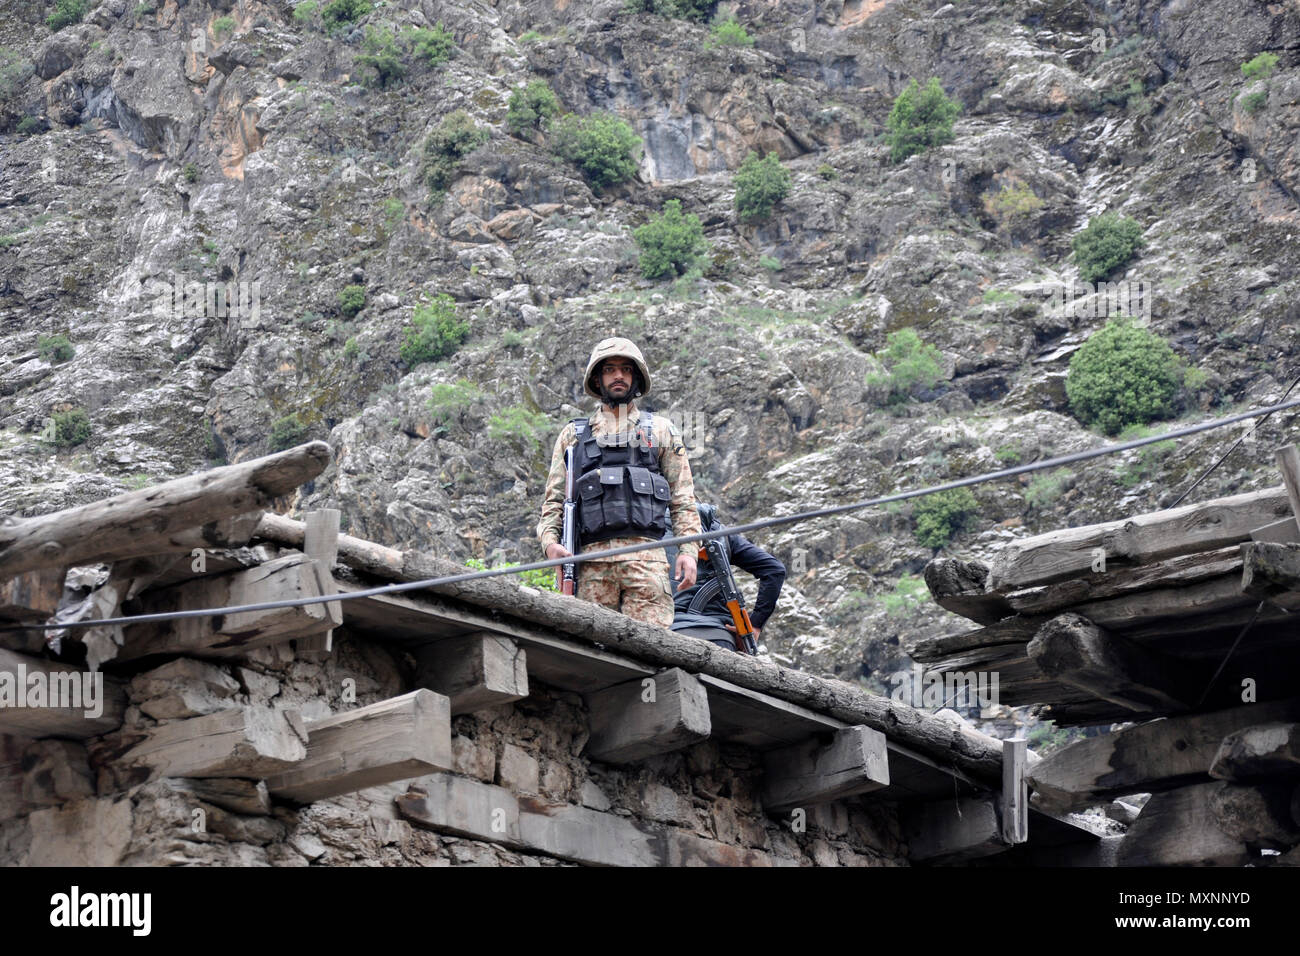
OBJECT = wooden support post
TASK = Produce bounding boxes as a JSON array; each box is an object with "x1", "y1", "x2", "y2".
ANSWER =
[
  {"x1": 1026, "y1": 613, "x2": 1201, "y2": 713},
  {"x1": 297, "y1": 509, "x2": 341, "y2": 661},
  {"x1": 1210, "y1": 722, "x2": 1300, "y2": 781},
  {"x1": 1276, "y1": 444, "x2": 1300, "y2": 524},
  {"x1": 414, "y1": 633, "x2": 528, "y2": 715},
  {"x1": 1001, "y1": 738, "x2": 1028, "y2": 844},
  {"x1": 266, "y1": 689, "x2": 453, "y2": 804},
  {"x1": 584, "y1": 668, "x2": 710, "y2": 765},
  {"x1": 902, "y1": 794, "x2": 1010, "y2": 863},
  {"x1": 0, "y1": 442, "x2": 330, "y2": 579},
  {"x1": 0, "y1": 648, "x2": 125, "y2": 739},
  {"x1": 760, "y1": 726, "x2": 888, "y2": 814},
  {"x1": 1116, "y1": 782, "x2": 1250, "y2": 866}
]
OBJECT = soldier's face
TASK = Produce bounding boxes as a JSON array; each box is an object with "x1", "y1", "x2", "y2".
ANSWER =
[{"x1": 599, "y1": 360, "x2": 637, "y2": 404}]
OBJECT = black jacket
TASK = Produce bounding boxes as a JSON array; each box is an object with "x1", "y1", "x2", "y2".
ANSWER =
[{"x1": 665, "y1": 504, "x2": 786, "y2": 631}]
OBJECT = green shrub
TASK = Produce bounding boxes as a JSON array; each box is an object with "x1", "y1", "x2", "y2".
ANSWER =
[
  {"x1": 633, "y1": 199, "x2": 708, "y2": 279},
  {"x1": 1241, "y1": 52, "x2": 1279, "y2": 81},
  {"x1": 37, "y1": 333, "x2": 75, "y2": 363},
  {"x1": 913, "y1": 487, "x2": 979, "y2": 548},
  {"x1": 1024, "y1": 472, "x2": 1067, "y2": 509},
  {"x1": 182, "y1": 162, "x2": 199, "y2": 183},
  {"x1": 550, "y1": 112, "x2": 642, "y2": 189},
  {"x1": 428, "y1": 378, "x2": 484, "y2": 427},
  {"x1": 502, "y1": 330, "x2": 524, "y2": 348},
  {"x1": 269, "y1": 413, "x2": 310, "y2": 451},
  {"x1": 881, "y1": 573, "x2": 930, "y2": 616},
  {"x1": 342, "y1": 336, "x2": 361, "y2": 361},
  {"x1": 734, "y1": 151, "x2": 791, "y2": 223},
  {"x1": 487, "y1": 405, "x2": 550, "y2": 452},
  {"x1": 1117, "y1": 435, "x2": 1175, "y2": 487},
  {"x1": 465, "y1": 557, "x2": 558, "y2": 592},
  {"x1": 422, "y1": 110, "x2": 489, "y2": 193},
  {"x1": 338, "y1": 284, "x2": 366, "y2": 317},
  {"x1": 708, "y1": 14, "x2": 753, "y2": 48},
  {"x1": 982, "y1": 184, "x2": 1043, "y2": 226},
  {"x1": 1071, "y1": 212, "x2": 1144, "y2": 283},
  {"x1": 816, "y1": 163, "x2": 838, "y2": 181},
  {"x1": 1026, "y1": 719, "x2": 1082, "y2": 755},
  {"x1": 212, "y1": 16, "x2": 236, "y2": 39},
  {"x1": 47, "y1": 0, "x2": 90, "y2": 31},
  {"x1": 407, "y1": 23, "x2": 455, "y2": 67},
  {"x1": 356, "y1": 25, "x2": 405, "y2": 88},
  {"x1": 47, "y1": 408, "x2": 91, "y2": 447},
  {"x1": 401, "y1": 293, "x2": 468, "y2": 366},
  {"x1": 885, "y1": 77, "x2": 961, "y2": 164},
  {"x1": 506, "y1": 79, "x2": 560, "y2": 134},
  {"x1": 758, "y1": 255, "x2": 782, "y2": 272},
  {"x1": 518, "y1": 30, "x2": 544, "y2": 43},
  {"x1": 623, "y1": 0, "x2": 716, "y2": 21},
  {"x1": 322, "y1": 0, "x2": 371, "y2": 31},
  {"x1": 994, "y1": 443, "x2": 1022, "y2": 465},
  {"x1": 16, "y1": 116, "x2": 40, "y2": 135},
  {"x1": 1065, "y1": 316, "x2": 1182, "y2": 435},
  {"x1": 865, "y1": 328, "x2": 945, "y2": 403},
  {"x1": 293, "y1": 1, "x2": 319, "y2": 26},
  {"x1": 0, "y1": 48, "x2": 33, "y2": 107},
  {"x1": 380, "y1": 197, "x2": 404, "y2": 228},
  {"x1": 1242, "y1": 90, "x2": 1267, "y2": 113}
]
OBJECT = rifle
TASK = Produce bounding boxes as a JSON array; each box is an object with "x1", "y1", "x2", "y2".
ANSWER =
[
  {"x1": 697, "y1": 537, "x2": 758, "y2": 655},
  {"x1": 559, "y1": 445, "x2": 578, "y2": 596}
]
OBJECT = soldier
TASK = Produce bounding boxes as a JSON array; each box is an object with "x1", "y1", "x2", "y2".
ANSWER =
[{"x1": 537, "y1": 338, "x2": 702, "y2": 628}]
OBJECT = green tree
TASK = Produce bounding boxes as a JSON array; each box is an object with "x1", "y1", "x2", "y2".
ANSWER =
[
  {"x1": 1241, "y1": 52, "x2": 1279, "y2": 81},
  {"x1": 506, "y1": 79, "x2": 560, "y2": 134},
  {"x1": 37, "y1": 334, "x2": 75, "y2": 363},
  {"x1": 48, "y1": 408, "x2": 91, "y2": 447},
  {"x1": 1065, "y1": 316, "x2": 1182, "y2": 435},
  {"x1": 914, "y1": 488, "x2": 979, "y2": 548},
  {"x1": 401, "y1": 294, "x2": 469, "y2": 366},
  {"x1": 407, "y1": 23, "x2": 455, "y2": 67},
  {"x1": 1071, "y1": 212, "x2": 1145, "y2": 283},
  {"x1": 734, "y1": 151, "x2": 790, "y2": 224},
  {"x1": 356, "y1": 25, "x2": 405, "y2": 88},
  {"x1": 550, "y1": 113, "x2": 642, "y2": 189},
  {"x1": 47, "y1": 0, "x2": 90, "y2": 31},
  {"x1": 269, "y1": 413, "x2": 310, "y2": 451},
  {"x1": 865, "y1": 328, "x2": 945, "y2": 403},
  {"x1": 885, "y1": 77, "x2": 961, "y2": 164},
  {"x1": 422, "y1": 110, "x2": 489, "y2": 194},
  {"x1": 633, "y1": 199, "x2": 708, "y2": 279},
  {"x1": 707, "y1": 14, "x2": 753, "y2": 47},
  {"x1": 321, "y1": 0, "x2": 371, "y2": 31},
  {"x1": 338, "y1": 284, "x2": 366, "y2": 317}
]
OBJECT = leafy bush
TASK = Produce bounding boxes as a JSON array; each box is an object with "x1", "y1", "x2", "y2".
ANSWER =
[
  {"x1": 401, "y1": 293, "x2": 469, "y2": 366},
  {"x1": 338, "y1": 284, "x2": 366, "y2": 317},
  {"x1": 16, "y1": 116, "x2": 40, "y2": 135},
  {"x1": 422, "y1": 110, "x2": 489, "y2": 193},
  {"x1": 982, "y1": 184, "x2": 1043, "y2": 227},
  {"x1": 507, "y1": 79, "x2": 560, "y2": 134},
  {"x1": 816, "y1": 163, "x2": 838, "y2": 181},
  {"x1": 623, "y1": 0, "x2": 717, "y2": 21},
  {"x1": 293, "y1": 1, "x2": 319, "y2": 26},
  {"x1": 321, "y1": 0, "x2": 371, "y2": 30},
  {"x1": 465, "y1": 557, "x2": 557, "y2": 592},
  {"x1": 708, "y1": 14, "x2": 753, "y2": 48},
  {"x1": 1117, "y1": 435, "x2": 1175, "y2": 488},
  {"x1": 550, "y1": 112, "x2": 642, "y2": 189},
  {"x1": 47, "y1": 408, "x2": 91, "y2": 447},
  {"x1": 881, "y1": 573, "x2": 930, "y2": 616},
  {"x1": 487, "y1": 405, "x2": 550, "y2": 452},
  {"x1": 427, "y1": 378, "x2": 484, "y2": 427},
  {"x1": 1065, "y1": 316, "x2": 1182, "y2": 435},
  {"x1": 865, "y1": 328, "x2": 945, "y2": 403},
  {"x1": 885, "y1": 77, "x2": 961, "y2": 164},
  {"x1": 758, "y1": 255, "x2": 781, "y2": 272},
  {"x1": 408, "y1": 23, "x2": 455, "y2": 67},
  {"x1": 0, "y1": 48, "x2": 33, "y2": 107},
  {"x1": 518, "y1": 30, "x2": 544, "y2": 43},
  {"x1": 356, "y1": 25, "x2": 405, "y2": 88},
  {"x1": 1242, "y1": 90, "x2": 1267, "y2": 113},
  {"x1": 269, "y1": 413, "x2": 309, "y2": 451},
  {"x1": 1241, "y1": 52, "x2": 1279, "y2": 81},
  {"x1": 47, "y1": 0, "x2": 90, "y2": 31},
  {"x1": 633, "y1": 199, "x2": 708, "y2": 279},
  {"x1": 182, "y1": 162, "x2": 199, "y2": 183},
  {"x1": 1024, "y1": 472, "x2": 1067, "y2": 509},
  {"x1": 913, "y1": 487, "x2": 979, "y2": 548},
  {"x1": 1026, "y1": 719, "x2": 1082, "y2": 756},
  {"x1": 37, "y1": 333, "x2": 74, "y2": 363},
  {"x1": 734, "y1": 151, "x2": 790, "y2": 224},
  {"x1": 1071, "y1": 212, "x2": 1144, "y2": 283},
  {"x1": 213, "y1": 16, "x2": 236, "y2": 39}
]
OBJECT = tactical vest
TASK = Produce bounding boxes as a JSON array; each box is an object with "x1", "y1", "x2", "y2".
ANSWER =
[{"x1": 571, "y1": 411, "x2": 671, "y2": 546}]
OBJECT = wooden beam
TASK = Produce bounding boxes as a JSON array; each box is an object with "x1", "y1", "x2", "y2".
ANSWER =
[
  {"x1": 0, "y1": 442, "x2": 330, "y2": 579},
  {"x1": 1241, "y1": 542, "x2": 1300, "y2": 600},
  {"x1": 1029, "y1": 699, "x2": 1300, "y2": 809},
  {"x1": 985, "y1": 486, "x2": 1292, "y2": 592},
  {"x1": 584, "y1": 668, "x2": 711, "y2": 765},
  {"x1": 760, "y1": 725, "x2": 889, "y2": 814},
  {"x1": 120, "y1": 553, "x2": 339, "y2": 660},
  {"x1": 0, "y1": 566, "x2": 64, "y2": 622},
  {"x1": 1210, "y1": 722, "x2": 1300, "y2": 781},
  {"x1": 922, "y1": 558, "x2": 1012, "y2": 624},
  {"x1": 168, "y1": 777, "x2": 272, "y2": 815},
  {"x1": 297, "y1": 509, "x2": 341, "y2": 660},
  {"x1": 902, "y1": 795, "x2": 1010, "y2": 863},
  {"x1": 1251, "y1": 516, "x2": 1300, "y2": 543},
  {"x1": 414, "y1": 633, "x2": 528, "y2": 715},
  {"x1": 0, "y1": 735, "x2": 93, "y2": 823},
  {"x1": 1001, "y1": 738, "x2": 1028, "y2": 844},
  {"x1": 1210, "y1": 782, "x2": 1300, "y2": 847},
  {"x1": 1116, "y1": 782, "x2": 1250, "y2": 866},
  {"x1": 1276, "y1": 444, "x2": 1300, "y2": 527},
  {"x1": 1026, "y1": 613, "x2": 1202, "y2": 713},
  {"x1": 266, "y1": 689, "x2": 453, "y2": 804},
  {"x1": 0, "y1": 648, "x2": 125, "y2": 739}
]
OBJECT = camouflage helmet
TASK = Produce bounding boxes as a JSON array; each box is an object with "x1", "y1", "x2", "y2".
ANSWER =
[{"x1": 583, "y1": 337, "x2": 651, "y2": 399}]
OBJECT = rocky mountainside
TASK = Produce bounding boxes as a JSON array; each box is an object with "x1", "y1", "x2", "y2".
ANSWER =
[{"x1": 2, "y1": 0, "x2": 1298, "y2": 740}]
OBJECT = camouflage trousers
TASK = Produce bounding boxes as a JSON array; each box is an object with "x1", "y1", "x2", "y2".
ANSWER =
[{"x1": 577, "y1": 560, "x2": 674, "y2": 629}]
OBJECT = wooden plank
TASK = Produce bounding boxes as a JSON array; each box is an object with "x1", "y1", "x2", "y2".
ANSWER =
[
  {"x1": 297, "y1": 509, "x2": 341, "y2": 660},
  {"x1": 1241, "y1": 542, "x2": 1300, "y2": 600},
  {"x1": 1210, "y1": 782, "x2": 1300, "y2": 847},
  {"x1": 266, "y1": 689, "x2": 452, "y2": 804},
  {"x1": 584, "y1": 668, "x2": 711, "y2": 765},
  {"x1": 0, "y1": 566, "x2": 65, "y2": 622},
  {"x1": 415, "y1": 633, "x2": 528, "y2": 715},
  {"x1": 1028, "y1": 699, "x2": 1300, "y2": 809},
  {"x1": 1251, "y1": 516, "x2": 1300, "y2": 543},
  {"x1": 169, "y1": 777, "x2": 272, "y2": 815},
  {"x1": 0, "y1": 442, "x2": 330, "y2": 579},
  {"x1": 760, "y1": 726, "x2": 889, "y2": 814},
  {"x1": 908, "y1": 614, "x2": 1047, "y2": 664},
  {"x1": 1026, "y1": 613, "x2": 1203, "y2": 713},
  {"x1": 902, "y1": 794, "x2": 1009, "y2": 863},
  {"x1": 1116, "y1": 782, "x2": 1250, "y2": 866},
  {"x1": 1210, "y1": 722, "x2": 1300, "y2": 781},
  {"x1": 1276, "y1": 445, "x2": 1300, "y2": 529},
  {"x1": 985, "y1": 486, "x2": 1292, "y2": 593},
  {"x1": 1001, "y1": 738, "x2": 1028, "y2": 844},
  {"x1": 922, "y1": 557, "x2": 1013, "y2": 624},
  {"x1": 1065, "y1": 571, "x2": 1257, "y2": 630},
  {"x1": 0, "y1": 648, "x2": 125, "y2": 739},
  {"x1": 698, "y1": 673, "x2": 847, "y2": 750}
]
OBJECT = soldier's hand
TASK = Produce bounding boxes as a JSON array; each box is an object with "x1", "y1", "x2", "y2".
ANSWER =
[
  {"x1": 675, "y1": 552, "x2": 697, "y2": 589},
  {"x1": 723, "y1": 623, "x2": 760, "y2": 643},
  {"x1": 546, "y1": 543, "x2": 573, "y2": 561}
]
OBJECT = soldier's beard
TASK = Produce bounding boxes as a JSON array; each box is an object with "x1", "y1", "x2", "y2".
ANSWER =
[{"x1": 600, "y1": 383, "x2": 635, "y2": 406}]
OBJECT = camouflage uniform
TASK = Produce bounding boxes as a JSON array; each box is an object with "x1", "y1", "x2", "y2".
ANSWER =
[{"x1": 538, "y1": 402, "x2": 701, "y2": 628}]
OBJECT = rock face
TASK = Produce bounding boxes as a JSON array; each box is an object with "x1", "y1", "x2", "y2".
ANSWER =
[{"x1": 1, "y1": 0, "x2": 1299, "y2": 730}]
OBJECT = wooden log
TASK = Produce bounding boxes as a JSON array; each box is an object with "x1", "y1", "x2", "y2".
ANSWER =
[
  {"x1": 922, "y1": 558, "x2": 1012, "y2": 624},
  {"x1": 414, "y1": 633, "x2": 528, "y2": 715},
  {"x1": 0, "y1": 566, "x2": 65, "y2": 622},
  {"x1": 1251, "y1": 517, "x2": 1300, "y2": 544},
  {"x1": 1068, "y1": 572, "x2": 1258, "y2": 631},
  {"x1": 93, "y1": 706, "x2": 308, "y2": 790},
  {"x1": 0, "y1": 648, "x2": 125, "y2": 739},
  {"x1": 902, "y1": 795, "x2": 1010, "y2": 863},
  {"x1": 0, "y1": 442, "x2": 330, "y2": 579},
  {"x1": 121, "y1": 553, "x2": 340, "y2": 660},
  {"x1": 907, "y1": 614, "x2": 1048, "y2": 665},
  {"x1": 1027, "y1": 614, "x2": 1203, "y2": 713},
  {"x1": 1210, "y1": 782, "x2": 1300, "y2": 848},
  {"x1": 1116, "y1": 782, "x2": 1250, "y2": 866},
  {"x1": 1276, "y1": 444, "x2": 1300, "y2": 526},
  {"x1": 1210, "y1": 722, "x2": 1300, "y2": 781},
  {"x1": 760, "y1": 725, "x2": 889, "y2": 814},
  {"x1": 1028, "y1": 699, "x2": 1300, "y2": 809},
  {"x1": 169, "y1": 777, "x2": 273, "y2": 815},
  {"x1": 985, "y1": 486, "x2": 1293, "y2": 593},
  {"x1": 129, "y1": 657, "x2": 241, "y2": 720},
  {"x1": 253, "y1": 516, "x2": 1007, "y2": 786},
  {"x1": 265, "y1": 689, "x2": 453, "y2": 804},
  {"x1": 584, "y1": 668, "x2": 711, "y2": 765},
  {"x1": 0, "y1": 735, "x2": 94, "y2": 823},
  {"x1": 1001, "y1": 738, "x2": 1028, "y2": 844},
  {"x1": 297, "y1": 509, "x2": 341, "y2": 661},
  {"x1": 1241, "y1": 542, "x2": 1300, "y2": 600}
]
